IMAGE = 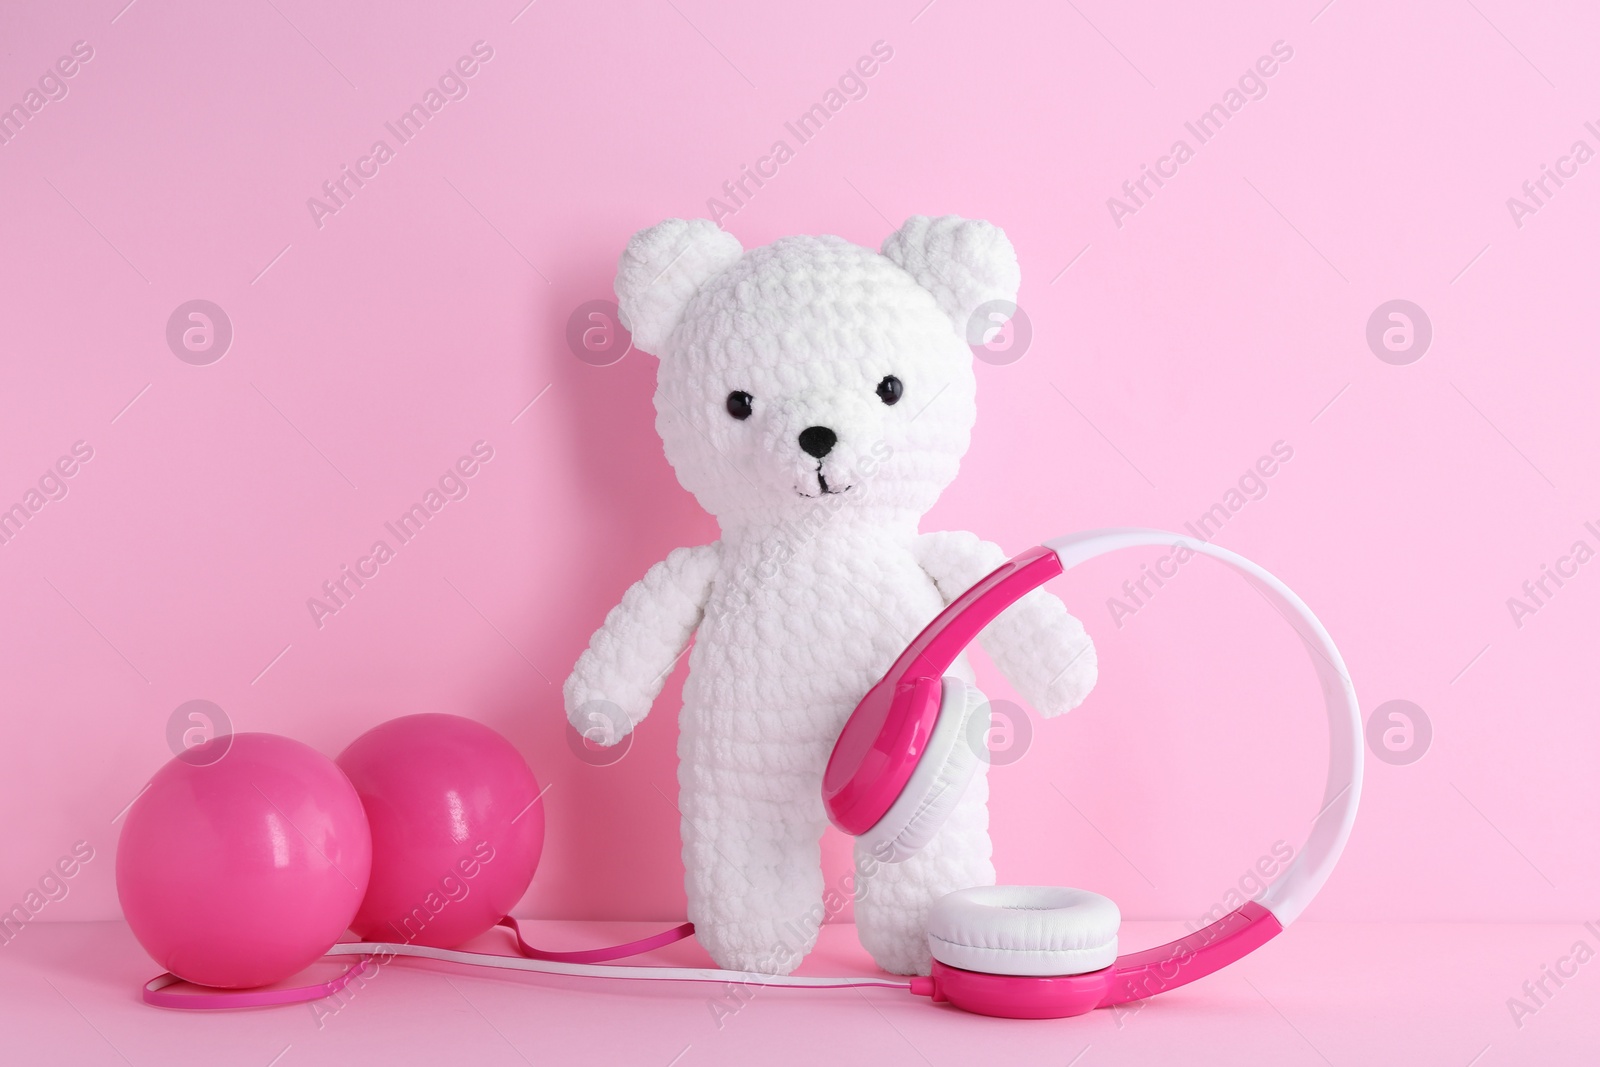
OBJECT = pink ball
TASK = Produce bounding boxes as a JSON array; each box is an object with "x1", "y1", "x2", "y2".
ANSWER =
[
  {"x1": 337, "y1": 714, "x2": 543, "y2": 948},
  {"x1": 116, "y1": 733, "x2": 371, "y2": 989}
]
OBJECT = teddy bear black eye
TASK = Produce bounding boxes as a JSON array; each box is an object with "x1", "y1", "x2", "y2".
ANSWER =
[
  {"x1": 876, "y1": 375, "x2": 903, "y2": 406},
  {"x1": 726, "y1": 391, "x2": 754, "y2": 420}
]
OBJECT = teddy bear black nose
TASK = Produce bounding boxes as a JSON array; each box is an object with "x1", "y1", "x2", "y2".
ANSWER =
[{"x1": 798, "y1": 426, "x2": 837, "y2": 459}]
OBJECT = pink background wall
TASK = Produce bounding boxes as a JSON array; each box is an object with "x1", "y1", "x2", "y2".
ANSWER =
[{"x1": 1, "y1": 0, "x2": 1595, "y2": 932}]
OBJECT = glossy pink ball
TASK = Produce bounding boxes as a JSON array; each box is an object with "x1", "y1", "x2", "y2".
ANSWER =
[
  {"x1": 337, "y1": 714, "x2": 543, "y2": 948},
  {"x1": 116, "y1": 733, "x2": 372, "y2": 989}
]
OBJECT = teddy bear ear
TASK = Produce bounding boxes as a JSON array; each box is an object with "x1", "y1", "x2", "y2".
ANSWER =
[
  {"x1": 880, "y1": 215, "x2": 1021, "y2": 336},
  {"x1": 614, "y1": 219, "x2": 743, "y2": 354}
]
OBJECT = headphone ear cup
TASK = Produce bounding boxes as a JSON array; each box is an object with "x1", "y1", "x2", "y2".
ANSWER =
[
  {"x1": 928, "y1": 886, "x2": 1121, "y2": 976},
  {"x1": 855, "y1": 677, "x2": 986, "y2": 864}
]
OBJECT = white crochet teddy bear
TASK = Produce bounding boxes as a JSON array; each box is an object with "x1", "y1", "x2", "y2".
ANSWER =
[{"x1": 563, "y1": 215, "x2": 1097, "y2": 976}]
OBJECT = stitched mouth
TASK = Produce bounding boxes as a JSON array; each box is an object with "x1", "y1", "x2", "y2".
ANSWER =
[{"x1": 796, "y1": 463, "x2": 852, "y2": 498}]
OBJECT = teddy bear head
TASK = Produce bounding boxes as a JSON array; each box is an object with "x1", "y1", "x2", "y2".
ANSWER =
[{"x1": 613, "y1": 215, "x2": 1020, "y2": 532}]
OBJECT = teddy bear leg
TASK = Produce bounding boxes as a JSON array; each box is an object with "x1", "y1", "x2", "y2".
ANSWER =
[
  {"x1": 680, "y1": 770, "x2": 827, "y2": 975},
  {"x1": 853, "y1": 764, "x2": 995, "y2": 975}
]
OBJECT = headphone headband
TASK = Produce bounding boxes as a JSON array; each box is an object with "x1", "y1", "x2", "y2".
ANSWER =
[{"x1": 1045, "y1": 529, "x2": 1362, "y2": 926}]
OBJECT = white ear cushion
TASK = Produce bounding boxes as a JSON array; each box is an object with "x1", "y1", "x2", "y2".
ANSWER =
[
  {"x1": 927, "y1": 886, "x2": 1120, "y2": 976},
  {"x1": 856, "y1": 677, "x2": 984, "y2": 865}
]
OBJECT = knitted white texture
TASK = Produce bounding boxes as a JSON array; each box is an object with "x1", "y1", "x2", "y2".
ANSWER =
[
  {"x1": 880, "y1": 214, "x2": 1022, "y2": 333},
  {"x1": 564, "y1": 215, "x2": 1097, "y2": 975},
  {"x1": 615, "y1": 218, "x2": 743, "y2": 353}
]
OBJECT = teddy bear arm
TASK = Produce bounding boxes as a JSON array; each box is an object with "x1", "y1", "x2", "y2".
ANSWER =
[
  {"x1": 561, "y1": 542, "x2": 721, "y2": 739},
  {"x1": 914, "y1": 531, "x2": 1097, "y2": 717}
]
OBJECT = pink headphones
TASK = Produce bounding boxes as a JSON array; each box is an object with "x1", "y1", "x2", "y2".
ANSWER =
[
  {"x1": 824, "y1": 528, "x2": 1363, "y2": 1017},
  {"x1": 146, "y1": 529, "x2": 1360, "y2": 1020}
]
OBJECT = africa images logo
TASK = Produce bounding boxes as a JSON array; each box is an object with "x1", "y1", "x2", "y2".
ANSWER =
[
  {"x1": 305, "y1": 442, "x2": 495, "y2": 629},
  {"x1": 306, "y1": 41, "x2": 495, "y2": 230},
  {"x1": 704, "y1": 40, "x2": 894, "y2": 226},
  {"x1": 1106, "y1": 40, "x2": 1294, "y2": 229},
  {"x1": 0, "y1": 39, "x2": 94, "y2": 148}
]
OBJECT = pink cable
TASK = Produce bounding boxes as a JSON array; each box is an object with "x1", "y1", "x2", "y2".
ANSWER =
[
  {"x1": 493, "y1": 916, "x2": 695, "y2": 962},
  {"x1": 142, "y1": 918, "x2": 697, "y2": 1010},
  {"x1": 144, "y1": 957, "x2": 378, "y2": 1010}
]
